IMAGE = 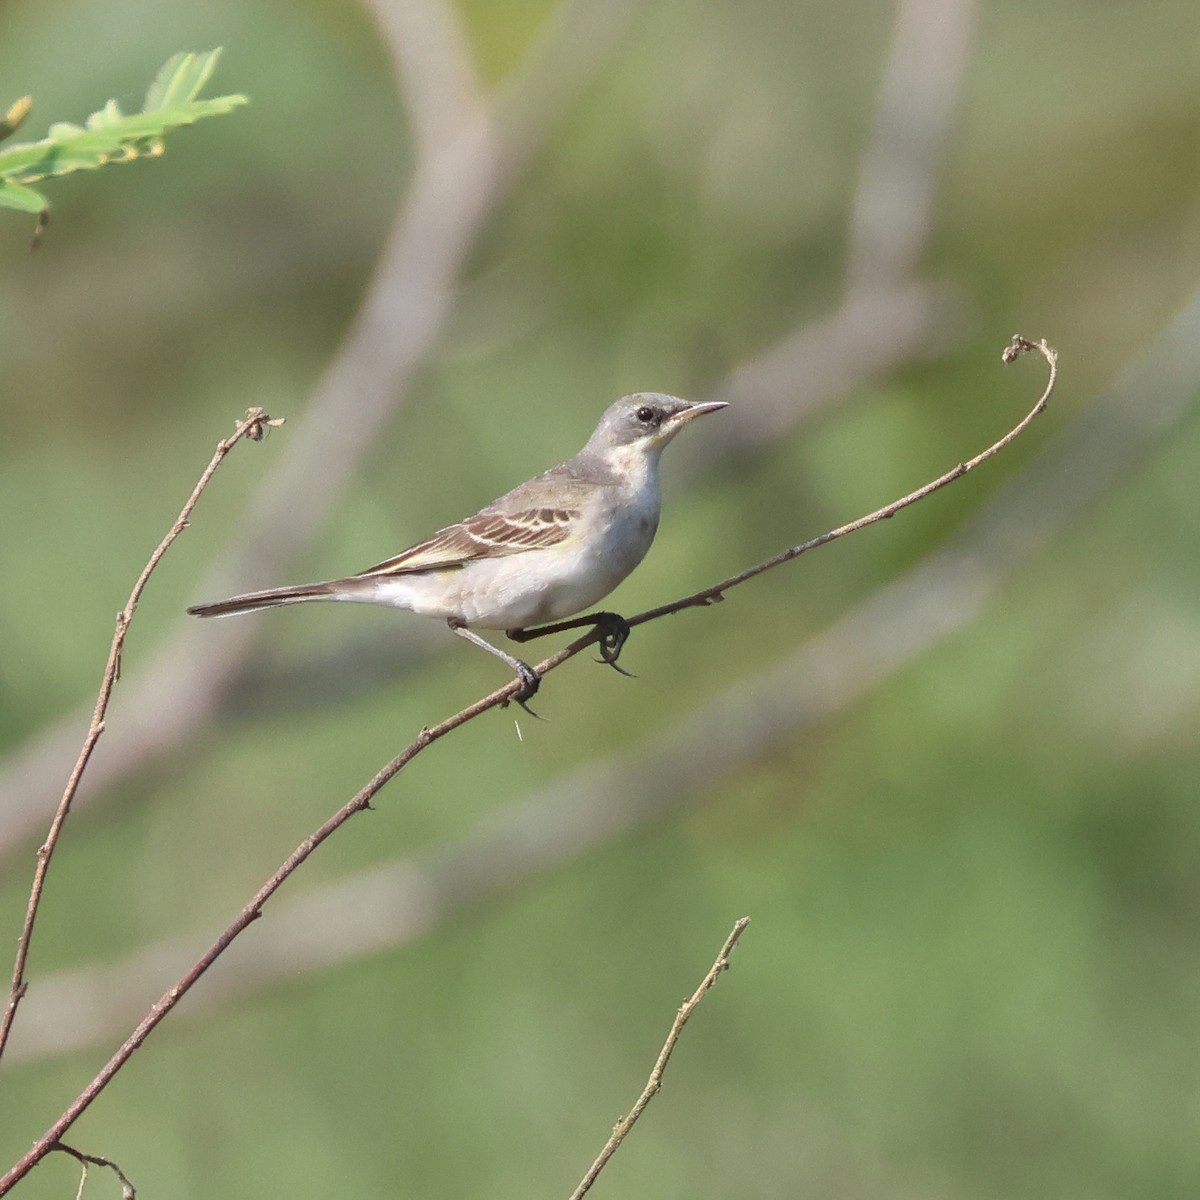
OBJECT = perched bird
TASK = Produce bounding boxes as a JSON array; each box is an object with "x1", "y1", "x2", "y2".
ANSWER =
[{"x1": 189, "y1": 393, "x2": 727, "y2": 709}]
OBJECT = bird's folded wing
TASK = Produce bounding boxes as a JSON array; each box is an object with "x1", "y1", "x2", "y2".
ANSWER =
[{"x1": 356, "y1": 506, "x2": 578, "y2": 576}]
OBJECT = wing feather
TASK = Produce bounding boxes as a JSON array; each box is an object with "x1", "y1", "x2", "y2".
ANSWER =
[{"x1": 357, "y1": 506, "x2": 577, "y2": 577}]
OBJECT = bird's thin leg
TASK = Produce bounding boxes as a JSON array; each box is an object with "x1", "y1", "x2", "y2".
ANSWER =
[
  {"x1": 448, "y1": 619, "x2": 542, "y2": 716},
  {"x1": 507, "y1": 611, "x2": 634, "y2": 677}
]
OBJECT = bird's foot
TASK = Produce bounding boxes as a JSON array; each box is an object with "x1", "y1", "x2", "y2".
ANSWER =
[
  {"x1": 592, "y1": 612, "x2": 634, "y2": 676},
  {"x1": 507, "y1": 611, "x2": 634, "y2": 678},
  {"x1": 504, "y1": 658, "x2": 543, "y2": 718}
]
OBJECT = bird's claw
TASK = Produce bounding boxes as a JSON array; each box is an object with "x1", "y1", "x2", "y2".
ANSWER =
[
  {"x1": 593, "y1": 613, "x2": 634, "y2": 676},
  {"x1": 504, "y1": 660, "x2": 544, "y2": 718}
]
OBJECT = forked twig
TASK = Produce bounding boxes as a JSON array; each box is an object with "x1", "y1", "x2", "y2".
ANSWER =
[
  {"x1": 0, "y1": 408, "x2": 282, "y2": 1067},
  {"x1": 568, "y1": 918, "x2": 751, "y2": 1200},
  {"x1": 52, "y1": 1142, "x2": 136, "y2": 1200}
]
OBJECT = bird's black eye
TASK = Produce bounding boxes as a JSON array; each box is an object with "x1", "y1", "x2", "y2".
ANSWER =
[{"x1": 635, "y1": 405, "x2": 658, "y2": 424}]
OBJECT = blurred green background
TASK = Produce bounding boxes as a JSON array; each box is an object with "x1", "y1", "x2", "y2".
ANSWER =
[{"x1": 3, "y1": 0, "x2": 1200, "y2": 1196}]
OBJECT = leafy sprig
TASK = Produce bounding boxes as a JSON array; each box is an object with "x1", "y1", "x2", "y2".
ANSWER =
[{"x1": 0, "y1": 49, "x2": 246, "y2": 236}]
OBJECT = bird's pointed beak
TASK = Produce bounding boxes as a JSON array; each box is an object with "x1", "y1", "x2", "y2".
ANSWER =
[{"x1": 670, "y1": 400, "x2": 729, "y2": 427}]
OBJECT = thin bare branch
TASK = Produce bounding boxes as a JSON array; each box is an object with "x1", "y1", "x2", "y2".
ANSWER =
[
  {"x1": 0, "y1": 337, "x2": 1052, "y2": 1194},
  {"x1": 568, "y1": 918, "x2": 751, "y2": 1200},
  {"x1": 0, "y1": 410, "x2": 282, "y2": 1069}
]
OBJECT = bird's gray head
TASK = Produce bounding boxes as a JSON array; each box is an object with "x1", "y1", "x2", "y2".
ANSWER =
[{"x1": 584, "y1": 393, "x2": 728, "y2": 459}]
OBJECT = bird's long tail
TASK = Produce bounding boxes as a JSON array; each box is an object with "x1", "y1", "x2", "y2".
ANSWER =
[{"x1": 187, "y1": 581, "x2": 337, "y2": 618}]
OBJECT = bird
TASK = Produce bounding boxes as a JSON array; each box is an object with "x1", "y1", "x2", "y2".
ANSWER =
[{"x1": 188, "y1": 393, "x2": 727, "y2": 711}]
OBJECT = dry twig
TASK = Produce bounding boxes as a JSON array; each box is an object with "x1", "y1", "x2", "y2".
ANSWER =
[
  {"x1": 53, "y1": 1142, "x2": 136, "y2": 1200},
  {"x1": 568, "y1": 918, "x2": 751, "y2": 1200},
  {"x1": 0, "y1": 409, "x2": 281, "y2": 1068}
]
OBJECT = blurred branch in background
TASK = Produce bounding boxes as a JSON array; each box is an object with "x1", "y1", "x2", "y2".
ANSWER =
[
  {"x1": 0, "y1": 0, "x2": 642, "y2": 860},
  {"x1": 716, "y1": 0, "x2": 979, "y2": 447},
  {"x1": 844, "y1": 0, "x2": 978, "y2": 295}
]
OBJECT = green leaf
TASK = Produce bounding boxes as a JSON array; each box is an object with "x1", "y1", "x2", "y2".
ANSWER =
[
  {"x1": 143, "y1": 49, "x2": 222, "y2": 111},
  {"x1": 0, "y1": 178, "x2": 47, "y2": 213},
  {"x1": 0, "y1": 47, "x2": 246, "y2": 210}
]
